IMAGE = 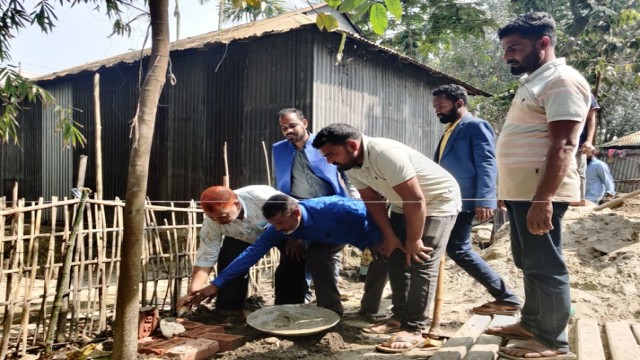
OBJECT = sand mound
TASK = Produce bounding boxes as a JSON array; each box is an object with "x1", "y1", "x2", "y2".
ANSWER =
[{"x1": 443, "y1": 200, "x2": 640, "y2": 323}]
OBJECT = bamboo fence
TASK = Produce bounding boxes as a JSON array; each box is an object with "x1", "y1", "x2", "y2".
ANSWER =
[{"x1": 0, "y1": 196, "x2": 279, "y2": 357}]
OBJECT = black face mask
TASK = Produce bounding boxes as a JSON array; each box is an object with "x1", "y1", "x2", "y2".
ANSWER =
[{"x1": 587, "y1": 156, "x2": 593, "y2": 165}]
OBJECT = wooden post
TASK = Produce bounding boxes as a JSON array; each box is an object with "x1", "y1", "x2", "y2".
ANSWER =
[
  {"x1": 93, "y1": 73, "x2": 104, "y2": 200},
  {"x1": 222, "y1": 142, "x2": 229, "y2": 188},
  {"x1": 76, "y1": 155, "x2": 88, "y2": 189},
  {"x1": 262, "y1": 141, "x2": 271, "y2": 187},
  {"x1": 428, "y1": 255, "x2": 446, "y2": 338}
]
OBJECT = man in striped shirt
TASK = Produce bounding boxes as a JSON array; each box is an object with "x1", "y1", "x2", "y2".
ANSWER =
[{"x1": 487, "y1": 12, "x2": 590, "y2": 360}]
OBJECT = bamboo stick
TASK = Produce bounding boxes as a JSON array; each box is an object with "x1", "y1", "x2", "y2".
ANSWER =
[
  {"x1": 223, "y1": 142, "x2": 229, "y2": 188},
  {"x1": 18, "y1": 198, "x2": 43, "y2": 356},
  {"x1": 262, "y1": 140, "x2": 271, "y2": 187},
  {"x1": 594, "y1": 187, "x2": 640, "y2": 210},
  {"x1": 97, "y1": 202, "x2": 107, "y2": 333},
  {"x1": 0, "y1": 198, "x2": 79, "y2": 216},
  {"x1": 45, "y1": 189, "x2": 90, "y2": 354},
  {"x1": 84, "y1": 203, "x2": 95, "y2": 337},
  {"x1": 0, "y1": 199, "x2": 25, "y2": 360},
  {"x1": 93, "y1": 73, "x2": 104, "y2": 200},
  {"x1": 34, "y1": 197, "x2": 58, "y2": 345}
]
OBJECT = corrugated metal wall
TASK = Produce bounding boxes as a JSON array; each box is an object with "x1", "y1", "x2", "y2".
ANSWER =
[
  {"x1": 7, "y1": 28, "x2": 476, "y2": 201},
  {"x1": 311, "y1": 31, "x2": 447, "y2": 157},
  {"x1": 598, "y1": 151, "x2": 640, "y2": 193},
  {"x1": 41, "y1": 83, "x2": 74, "y2": 199}
]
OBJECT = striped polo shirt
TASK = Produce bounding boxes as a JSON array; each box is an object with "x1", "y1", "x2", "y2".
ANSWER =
[{"x1": 496, "y1": 58, "x2": 591, "y2": 202}]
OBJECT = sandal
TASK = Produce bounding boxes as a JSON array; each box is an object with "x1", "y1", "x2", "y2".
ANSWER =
[
  {"x1": 485, "y1": 323, "x2": 533, "y2": 340},
  {"x1": 472, "y1": 301, "x2": 520, "y2": 316},
  {"x1": 375, "y1": 333, "x2": 442, "y2": 353},
  {"x1": 362, "y1": 319, "x2": 401, "y2": 334},
  {"x1": 498, "y1": 339, "x2": 577, "y2": 359}
]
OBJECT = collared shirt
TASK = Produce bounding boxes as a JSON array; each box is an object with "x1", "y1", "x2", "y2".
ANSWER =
[
  {"x1": 194, "y1": 185, "x2": 281, "y2": 267},
  {"x1": 211, "y1": 196, "x2": 381, "y2": 288},
  {"x1": 585, "y1": 158, "x2": 615, "y2": 203},
  {"x1": 346, "y1": 136, "x2": 461, "y2": 216},
  {"x1": 290, "y1": 140, "x2": 335, "y2": 198},
  {"x1": 438, "y1": 118, "x2": 462, "y2": 162},
  {"x1": 496, "y1": 58, "x2": 591, "y2": 201}
]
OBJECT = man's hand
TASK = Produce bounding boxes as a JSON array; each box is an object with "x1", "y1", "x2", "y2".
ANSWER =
[
  {"x1": 527, "y1": 200, "x2": 554, "y2": 235},
  {"x1": 285, "y1": 239, "x2": 305, "y2": 261},
  {"x1": 404, "y1": 239, "x2": 433, "y2": 266},
  {"x1": 370, "y1": 243, "x2": 385, "y2": 260},
  {"x1": 474, "y1": 207, "x2": 494, "y2": 223},
  {"x1": 189, "y1": 284, "x2": 219, "y2": 305},
  {"x1": 382, "y1": 234, "x2": 404, "y2": 257},
  {"x1": 580, "y1": 141, "x2": 596, "y2": 155},
  {"x1": 497, "y1": 200, "x2": 506, "y2": 210},
  {"x1": 176, "y1": 294, "x2": 195, "y2": 310}
]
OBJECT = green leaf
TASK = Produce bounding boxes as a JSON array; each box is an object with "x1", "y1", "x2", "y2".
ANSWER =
[
  {"x1": 326, "y1": 0, "x2": 341, "y2": 8},
  {"x1": 246, "y1": 0, "x2": 261, "y2": 8},
  {"x1": 316, "y1": 13, "x2": 339, "y2": 32},
  {"x1": 384, "y1": 0, "x2": 402, "y2": 19},
  {"x1": 231, "y1": 0, "x2": 245, "y2": 9},
  {"x1": 369, "y1": 3, "x2": 388, "y2": 35},
  {"x1": 339, "y1": 0, "x2": 365, "y2": 13},
  {"x1": 350, "y1": 2, "x2": 371, "y2": 22}
]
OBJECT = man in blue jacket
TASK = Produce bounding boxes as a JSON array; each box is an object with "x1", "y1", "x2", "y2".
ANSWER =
[
  {"x1": 272, "y1": 108, "x2": 360, "y2": 310},
  {"x1": 188, "y1": 194, "x2": 382, "y2": 315},
  {"x1": 432, "y1": 84, "x2": 521, "y2": 315}
]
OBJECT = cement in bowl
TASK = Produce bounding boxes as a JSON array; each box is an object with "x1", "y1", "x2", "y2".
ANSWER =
[{"x1": 246, "y1": 304, "x2": 340, "y2": 336}]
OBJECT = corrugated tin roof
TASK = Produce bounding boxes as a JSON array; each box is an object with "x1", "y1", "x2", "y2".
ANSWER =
[
  {"x1": 600, "y1": 131, "x2": 640, "y2": 148},
  {"x1": 34, "y1": 5, "x2": 490, "y2": 96}
]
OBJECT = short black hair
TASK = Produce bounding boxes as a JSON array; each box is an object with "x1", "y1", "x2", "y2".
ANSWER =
[
  {"x1": 432, "y1": 84, "x2": 468, "y2": 106},
  {"x1": 262, "y1": 194, "x2": 299, "y2": 219},
  {"x1": 277, "y1": 108, "x2": 305, "y2": 121},
  {"x1": 498, "y1": 12, "x2": 557, "y2": 46},
  {"x1": 311, "y1": 123, "x2": 362, "y2": 149}
]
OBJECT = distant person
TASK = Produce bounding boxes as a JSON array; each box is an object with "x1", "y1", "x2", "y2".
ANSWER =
[
  {"x1": 188, "y1": 194, "x2": 383, "y2": 316},
  {"x1": 313, "y1": 123, "x2": 460, "y2": 352},
  {"x1": 431, "y1": 84, "x2": 521, "y2": 315},
  {"x1": 586, "y1": 152, "x2": 616, "y2": 204},
  {"x1": 487, "y1": 12, "x2": 590, "y2": 360},
  {"x1": 574, "y1": 94, "x2": 601, "y2": 205},
  {"x1": 177, "y1": 185, "x2": 305, "y2": 328}
]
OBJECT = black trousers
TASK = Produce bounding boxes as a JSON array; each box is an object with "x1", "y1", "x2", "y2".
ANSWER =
[
  {"x1": 215, "y1": 237, "x2": 251, "y2": 311},
  {"x1": 274, "y1": 240, "x2": 307, "y2": 305}
]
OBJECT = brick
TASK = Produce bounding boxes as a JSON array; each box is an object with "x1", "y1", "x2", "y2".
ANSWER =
[
  {"x1": 166, "y1": 338, "x2": 219, "y2": 360},
  {"x1": 182, "y1": 325, "x2": 225, "y2": 339},
  {"x1": 138, "y1": 306, "x2": 160, "y2": 339},
  {"x1": 196, "y1": 333, "x2": 246, "y2": 352},
  {"x1": 138, "y1": 337, "x2": 189, "y2": 355},
  {"x1": 175, "y1": 319, "x2": 209, "y2": 331}
]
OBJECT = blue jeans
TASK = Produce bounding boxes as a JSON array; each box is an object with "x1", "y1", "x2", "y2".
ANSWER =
[
  {"x1": 506, "y1": 201, "x2": 570, "y2": 351},
  {"x1": 446, "y1": 212, "x2": 520, "y2": 306}
]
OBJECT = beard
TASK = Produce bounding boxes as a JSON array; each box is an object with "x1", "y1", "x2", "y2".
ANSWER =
[
  {"x1": 438, "y1": 107, "x2": 459, "y2": 124},
  {"x1": 280, "y1": 219, "x2": 300, "y2": 235},
  {"x1": 508, "y1": 49, "x2": 543, "y2": 75}
]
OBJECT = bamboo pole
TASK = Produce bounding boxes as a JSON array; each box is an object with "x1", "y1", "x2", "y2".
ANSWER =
[
  {"x1": 93, "y1": 73, "x2": 104, "y2": 200},
  {"x1": 594, "y1": 188, "x2": 640, "y2": 211},
  {"x1": 45, "y1": 189, "x2": 90, "y2": 354},
  {"x1": 223, "y1": 142, "x2": 229, "y2": 188},
  {"x1": 0, "y1": 199, "x2": 25, "y2": 360},
  {"x1": 262, "y1": 140, "x2": 271, "y2": 187},
  {"x1": 18, "y1": 198, "x2": 43, "y2": 356},
  {"x1": 34, "y1": 197, "x2": 58, "y2": 345},
  {"x1": 84, "y1": 203, "x2": 95, "y2": 337},
  {"x1": 427, "y1": 255, "x2": 446, "y2": 338},
  {"x1": 97, "y1": 202, "x2": 107, "y2": 332}
]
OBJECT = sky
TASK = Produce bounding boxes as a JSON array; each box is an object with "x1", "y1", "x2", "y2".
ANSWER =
[{"x1": 7, "y1": 0, "x2": 307, "y2": 76}]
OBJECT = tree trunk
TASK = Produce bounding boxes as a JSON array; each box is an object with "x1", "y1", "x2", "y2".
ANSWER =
[{"x1": 112, "y1": 1, "x2": 170, "y2": 359}]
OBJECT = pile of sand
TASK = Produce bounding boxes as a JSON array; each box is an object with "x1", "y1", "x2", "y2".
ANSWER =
[{"x1": 442, "y1": 201, "x2": 640, "y2": 324}]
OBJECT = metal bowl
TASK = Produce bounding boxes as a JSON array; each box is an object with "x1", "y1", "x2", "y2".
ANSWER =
[{"x1": 246, "y1": 304, "x2": 340, "y2": 336}]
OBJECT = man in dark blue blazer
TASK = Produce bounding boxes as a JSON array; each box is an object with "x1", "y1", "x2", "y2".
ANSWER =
[{"x1": 433, "y1": 84, "x2": 521, "y2": 315}]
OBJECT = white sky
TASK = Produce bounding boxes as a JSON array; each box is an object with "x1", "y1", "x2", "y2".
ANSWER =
[{"x1": 6, "y1": 0, "x2": 308, "y2": 76}]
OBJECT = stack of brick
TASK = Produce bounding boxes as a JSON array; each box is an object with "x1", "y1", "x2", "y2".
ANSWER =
[{"x1": 137, "y1": 311, "x2": 246, "y2": 360}]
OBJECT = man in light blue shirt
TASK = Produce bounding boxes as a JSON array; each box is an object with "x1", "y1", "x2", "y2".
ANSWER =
[
  {"x1": 586, "y1": 153, "x2": 616, "y2": 204},
  {"x1": 189, "y1": 194, "x2": 382, "y2": 315}
]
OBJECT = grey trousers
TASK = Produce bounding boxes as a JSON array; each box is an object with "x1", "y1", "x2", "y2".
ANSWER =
[
  {"x1": 306, "y1": 241, "x2": 345, "y2": 315},
  {"x1": 576, "y1": 153, "x2": 587, "y2": 200},
  {"x1": 388, "y1": 212, "x2": 457, "y2": 333},
  {"x1": 360, "y1": 255, "x2": 389, "y2": 315}
]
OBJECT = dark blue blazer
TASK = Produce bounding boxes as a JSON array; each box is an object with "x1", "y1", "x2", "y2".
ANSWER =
[{"x1": 434, "y1": 113, "x2": 497, "y2": 213}]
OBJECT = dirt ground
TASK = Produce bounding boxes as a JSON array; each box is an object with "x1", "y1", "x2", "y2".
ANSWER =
[{"x1": 173, "y1": 197, "x2": 640, "y2": 359}]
